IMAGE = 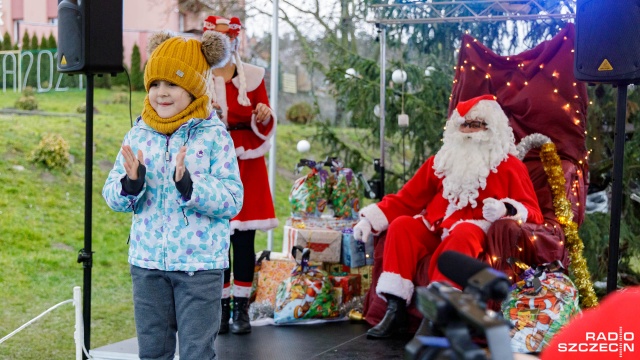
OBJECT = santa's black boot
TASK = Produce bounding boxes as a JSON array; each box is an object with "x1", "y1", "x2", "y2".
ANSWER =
[
  {"x1": 231, "y1": 297, "x2": 252, "y2": 334},
  {"x1": 366, "y1": 294, "x2": 407, "y2": 339},
  {"x1": 219, "y1": 298, "x2": 231, "y2": 334}
]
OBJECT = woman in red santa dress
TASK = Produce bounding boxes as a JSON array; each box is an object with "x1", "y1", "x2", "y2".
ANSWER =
[
  {"x1": 353, "y1": 95, "x2": 544, "y2": 339},
  {"x1": 203, "y1": 15, "x2": 278, "y2": 335}
]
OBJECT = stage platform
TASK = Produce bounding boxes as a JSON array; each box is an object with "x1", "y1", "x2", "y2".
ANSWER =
[{"x1": 90, "y1": 320, "x2": 414, "y2": 360}]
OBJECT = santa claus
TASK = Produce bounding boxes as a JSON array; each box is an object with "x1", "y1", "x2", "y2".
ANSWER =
[{"x1": 353, "y1": 94, "x2": 543, "y2": 339}]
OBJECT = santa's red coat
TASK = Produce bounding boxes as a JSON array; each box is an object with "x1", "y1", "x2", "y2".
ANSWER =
[
  {"x1": 361, "y1": 154, "x2": 543, "y2": 302},
  {"x1": 212, "y1": 63, "x2": 277, "y2": 232}
]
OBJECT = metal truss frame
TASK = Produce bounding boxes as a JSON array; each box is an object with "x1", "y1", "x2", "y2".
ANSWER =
[{"x1": 367, "y1": 0, "x2": 576, "y2": 25}]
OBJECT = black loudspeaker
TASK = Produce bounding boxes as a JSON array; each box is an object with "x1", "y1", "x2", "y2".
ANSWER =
[
  {"x1": 57, "y1": 0, "x2": 124, "y2": 74},
  {"x1": 574, "y1": 0, "x2": 640, "y2": 84}
]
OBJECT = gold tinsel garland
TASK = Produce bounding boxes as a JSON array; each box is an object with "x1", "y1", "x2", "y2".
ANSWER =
[{"x1": 540, "y1": 142, "x2": 599, "y2": 308}]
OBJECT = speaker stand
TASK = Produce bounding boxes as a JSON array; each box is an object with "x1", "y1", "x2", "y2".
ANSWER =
[
  {"x1": 77, "y1": 73, "x2": 95, "y2": 359},
  {"x1": 607, "y1": 83, "x2": 628, "y2": 294}
]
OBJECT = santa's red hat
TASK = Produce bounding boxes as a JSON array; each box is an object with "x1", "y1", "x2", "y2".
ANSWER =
[
  {"x1": 449, "y1": 94, "x2": 502, "y2": 127},
  {"x1": 203, "y1": 15, "x2": 242, "y2": 39}
]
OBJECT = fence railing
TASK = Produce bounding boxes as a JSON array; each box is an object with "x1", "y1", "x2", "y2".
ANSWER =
[{"x1": 0, "y1": 286, "x2": 87, "y2": 360}]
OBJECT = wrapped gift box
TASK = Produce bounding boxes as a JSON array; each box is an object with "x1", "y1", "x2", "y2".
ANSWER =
[
  {"x1": 253, "y1": 252, "x2": 296, "y2": 306},
  {"x1": 287, "y1": 216, "x2": 358, "y2": 232},
  {"x1": 324, "y1": 263, "x2": 350, "y2": 275},
  {"x1": 341, "y1": 229, "x2": 373, "y2": 268},
  {"x1": 329, "y1": 274, "x2": 362, "y2": 304},
  {"x1": 350, "y1": 265, "x2": 373, "y2": 296},
  {"x1": 283, "y1": 225, "x2": 342, "y2": 263}
]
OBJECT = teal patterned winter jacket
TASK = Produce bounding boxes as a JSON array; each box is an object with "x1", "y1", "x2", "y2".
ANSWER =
[{"x1": 102, "y1": 117, "x2": 243, "y2": 272}]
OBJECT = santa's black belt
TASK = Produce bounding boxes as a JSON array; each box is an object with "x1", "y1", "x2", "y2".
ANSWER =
[{"x1": 227, "y1": 123, "x2": 252, "y2": 131}]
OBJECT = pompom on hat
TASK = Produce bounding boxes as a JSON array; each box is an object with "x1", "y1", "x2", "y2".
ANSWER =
[
  {"x1": 144, "y1": 31, "x2": 231, "y2": 98},
  {"x1": 202, "y1": 15, "x2": 251, "y2": 107}
]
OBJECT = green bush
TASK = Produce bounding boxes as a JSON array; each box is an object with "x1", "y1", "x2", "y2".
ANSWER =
[
  {"x1": 15, "y1": 86, "x2": 38, "y2": 110},
  {"x1": 22, "y1": 86, "x2": 36, "y2": 96},
  {"x1": 286, "y1": 101, "x2": 315, "y2": 124},
  {"x1": 15, "y1": 96, "x2": 38, "y2": 110},
  {"x1": 30, "y1": 133, "x2": 71, "y2": 170}
]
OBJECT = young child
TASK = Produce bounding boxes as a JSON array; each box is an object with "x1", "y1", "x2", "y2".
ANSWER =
[{"x1": 102, "y1": 31, "x2": 242, "y2": 360}]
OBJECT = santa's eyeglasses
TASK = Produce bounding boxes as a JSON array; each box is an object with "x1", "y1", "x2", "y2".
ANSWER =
[{"x1": 460, "y1": 120, "x2": 487, "y2": 129}]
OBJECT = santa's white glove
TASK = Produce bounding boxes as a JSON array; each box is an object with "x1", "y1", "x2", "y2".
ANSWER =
[
  {"x1": 482, "y1": 198, "x2": 507, "y2": 222},
  {"x1": 353, "y1": 218, "x2": 372, "y2": 242}
]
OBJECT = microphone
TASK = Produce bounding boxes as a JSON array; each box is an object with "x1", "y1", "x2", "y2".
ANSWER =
[{"x1": 437, "y1": 250, "x2": 511, "y2": 302}]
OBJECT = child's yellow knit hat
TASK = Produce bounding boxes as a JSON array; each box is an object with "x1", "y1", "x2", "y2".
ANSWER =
[{"x1": 144, "y1": 32, "x2": 230, "y2": 98}]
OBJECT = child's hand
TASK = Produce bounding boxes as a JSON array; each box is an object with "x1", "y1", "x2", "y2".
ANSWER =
[
  {"x1": 122, "y1": 145, "x2": 144, "y2": 180},
  {"x1": 253, "y1": 103, "x2": 270, "y2": 123},
  {"x1": 175, "y1": 146, "x2": 187, "y2": 181}
]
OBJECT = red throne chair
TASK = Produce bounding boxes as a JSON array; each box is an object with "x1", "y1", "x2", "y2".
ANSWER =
[{"x1": 362, "y1": 24, "x2": 589, "y2": 330}]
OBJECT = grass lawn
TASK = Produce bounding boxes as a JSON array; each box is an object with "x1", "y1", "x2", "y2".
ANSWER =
[{"x1": 0, "y1": 87, "x2": 376, "y2": 359}]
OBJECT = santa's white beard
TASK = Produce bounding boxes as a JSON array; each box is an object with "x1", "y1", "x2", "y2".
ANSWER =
[{"x1": 434, "y1": 130, "x2": 507, "y2": 209}]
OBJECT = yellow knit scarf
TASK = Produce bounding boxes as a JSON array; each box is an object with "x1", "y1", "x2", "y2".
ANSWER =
[{"x1": 141, "y1": 95, "x2": 211, "y2": 135}]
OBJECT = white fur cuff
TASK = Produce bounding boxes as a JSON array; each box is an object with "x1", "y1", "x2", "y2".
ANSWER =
[
  {"x1": 443, "y1": 219, "x2": 491, "y2": 239},
  {"x1": 376, "y1": 272, "x2": 414, "y2": 305},
  {"x1": 502, "y1": 198, "x2": 528, "y2": 222},
  {"x1": 359, "y1": 204, "x2": 389, "y2": 233}
]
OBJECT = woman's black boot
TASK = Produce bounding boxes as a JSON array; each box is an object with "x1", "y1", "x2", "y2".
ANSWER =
[{"x1": 231, "y1": 297, "x2": 252, "y2": 334}]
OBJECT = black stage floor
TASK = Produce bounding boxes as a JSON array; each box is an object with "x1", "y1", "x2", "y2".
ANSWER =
[{"x1": 91, "y1": 321, "x2": 415, "y2": 360}]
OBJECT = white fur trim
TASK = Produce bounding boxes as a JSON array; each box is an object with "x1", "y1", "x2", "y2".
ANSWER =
[
  {"x1": 236, "y1": 141, "x2": 273, "y2": 160},
  {"x1": 231, "y1": 63, "x2": 265, "y2": 93},
  {"x1": 232, "y1": 285, "x2": 252, "y2": 298},
  {"x1": 442, "y1": 219, "x2": 491, "y2": 239},
  {"x1": 212, "y1": 74, "x2": 229, "y2": 125},
  {"x1": 230, "y1": 218, "x2": 279, "y2": 233},
  {"x1": 237, "y1": 108, "x2": 276, "y2": 159},
  {"x1": 222, "y1": 286, "x2": 231, "y2": 298},
  {"x1": 449, "y1": 109, "x2": 465, "y2": 125},
  {"x1": 250, "y1": 108, "x2": 277, "y2": 141},
  {"x1": 414, "y1": 214, "x2": 434, "y2": 231},
  {"x1": 501, "y1": 198, "x2": 529, "y2": 222},
  {"x1": 359, "y1": 204, "x2": 389, "y2": 233},
  {"x1": 376, "y1": 272, "x2": 414, "y2": 305},
  {"x1": 444, "y1": 202, "x2": 458, "y2": 220}
]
